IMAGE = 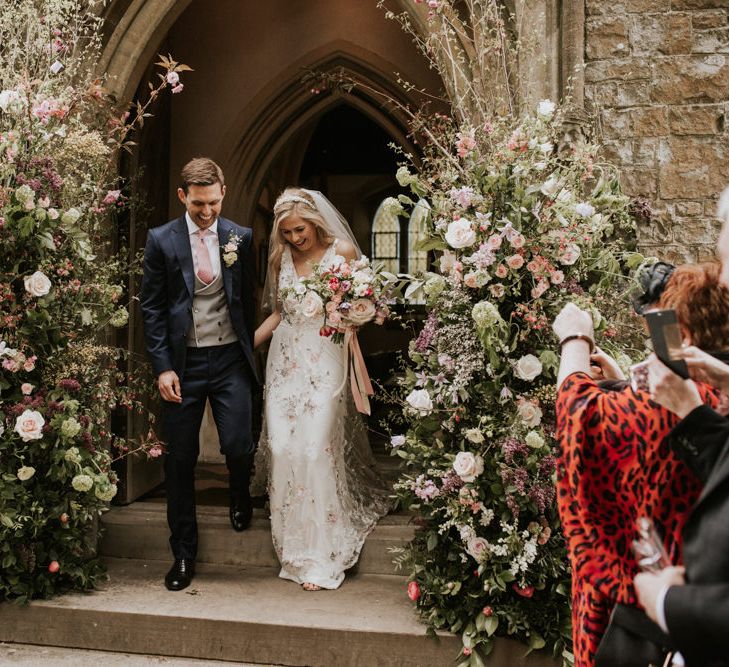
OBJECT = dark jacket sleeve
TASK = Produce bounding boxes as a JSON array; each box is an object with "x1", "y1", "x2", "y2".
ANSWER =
[
  {"x1": 139, "y1": 228, "x2": 173, "y2": 376},
  {"x1": 241, "y1": 227, "x2": 256, "y2": 347},
  {"x1": 669, "y1": 404, "x2": 729, "y2": 484},
  {"x1": 664, "y1": 583, "x2": 729, "y2": 663}
]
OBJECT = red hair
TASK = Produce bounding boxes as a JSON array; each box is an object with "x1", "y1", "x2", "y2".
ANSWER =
[{"x1": 658, "y1": 262, "x2": 729, "y2": 350}]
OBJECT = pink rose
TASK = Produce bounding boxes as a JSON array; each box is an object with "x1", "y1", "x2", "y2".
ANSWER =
[
  {"x1": 531, "y1": 280, "x2": 549, "y2": 299},
  {"x1": 506, "y1": 254, "x2": 524, "y2": 270},
  {"x1": 464, "y1": 272, "x2": 478, "y2": 289},
  {"x1": 487, "y1": 235, "x2": 502, "y2": 250},
  {"x1": 550, "y1": 270, "x2": 565, "y2": 285},
  {"x1": 346, "y1": 298, "x2": 376, "y2": 326},
  {"x1": 328, "y1": 277, "x2": 340, "y2": 292},
  {"x1": 23, "y1": 356, "x2": 36, "y2": 372},
  {"x1": 325, "y1": 301, "x2": 338, "y2": 314},
  {"x1": 2, "y1": 358, "x2": 19, "y2": 372},
  {"x1": 48, "y1": 561, "x2": 60, "y2": 573},
  {"x1": 102, "y1": 190, "x2": 121, "y2": 205},
  {"x1": 340, "y1": 280, "x2": 352, "y2": 292},
  {"x1": 494, "y1": 264, "x2": 507, "y2": 278},
  {"x1": 407, "y1": 581, "x2": 421, "y2": 601},
  {"x1": 327, "y1": 311, "x2": 342, "y2": 326},
  {"x1": 330, "y1": 292, "x2": 343, "y2": 305},
  {"x1": 509, "y1": 232, "x2": 525, "y2": 248},
  {"x1": 21, "y1": 383, "x2": 34, "y2": 395},
  {"x1": 489, "y1": 284, "x2": 505, "y2": 298}
]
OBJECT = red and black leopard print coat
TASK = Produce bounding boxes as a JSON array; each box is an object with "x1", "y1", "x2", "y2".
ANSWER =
[{"x1": 556, "y1": 372, "x2": 715, "y2": 667}]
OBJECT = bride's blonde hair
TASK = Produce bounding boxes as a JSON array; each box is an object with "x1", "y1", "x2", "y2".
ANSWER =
[{"x1": 268, "y1": 187, "x2": 335, "y2": 276}]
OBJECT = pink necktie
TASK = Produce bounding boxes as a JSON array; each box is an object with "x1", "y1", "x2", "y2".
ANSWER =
[{"x1": 195, "y1": 229, "x2": 214, "y2": 284}]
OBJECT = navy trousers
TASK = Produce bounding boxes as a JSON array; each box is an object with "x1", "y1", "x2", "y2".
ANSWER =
[{"x1": 162, "y1": 342, "x2": 254, "y2": 559}]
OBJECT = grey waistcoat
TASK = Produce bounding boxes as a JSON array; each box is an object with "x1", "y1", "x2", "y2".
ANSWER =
[{"x1": 187, "y1": 272, "x2": 238, "y2": 348}]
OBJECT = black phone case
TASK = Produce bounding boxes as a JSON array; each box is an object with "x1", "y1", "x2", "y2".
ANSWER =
[{"x1": 644, "y1": 309, "x2": 690, "y2": 379}]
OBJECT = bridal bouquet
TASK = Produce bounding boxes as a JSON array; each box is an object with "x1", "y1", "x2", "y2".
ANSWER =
[{"x1": 287, "y1": 255, "x2": 391, "y2": 344}]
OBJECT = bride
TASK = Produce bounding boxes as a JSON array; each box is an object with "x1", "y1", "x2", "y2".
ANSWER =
[{"x1": 253, "y1": 187, "x2": 391, "y2": 591}]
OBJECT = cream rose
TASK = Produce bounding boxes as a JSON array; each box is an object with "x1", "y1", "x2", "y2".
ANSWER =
[
  {"x1": 405, "y1": 389, "x2": 433, "y2": 415},
  {"x1": 444, "y1": 218, "x2": 477, "y2": 249},
  {"x1": 514, "y1": 354, "x2": 543, "y2": 382},
  {"x1": 517, "y1": 399, "x2": 543, "y2": 428},
  {"x1": 466, "y1": 536, "x2": 490, "y2": 561},
  {"x1": 24, "y1": 271, "x2": 52, "y2": 297},
  {"x1": 464, "y1": 428, "x2": 485, "y2": 444},
  {"x1": 453, "y1": 451, "x2": 484, "y2": 482},
  {"x1": 301, "y1": 291, "x2": 324, "y2": 319},
  {"x1": 525, "y1": 431, "x2": 545, "y2": 449},
  {"x1": 346, "y1": 298, "x2": 376, "y2": 326},
  {"x1": 17, "y1": 466, "x2": 36, "y2": 481},
  {"x1": 14, "y1": 409, "x2": 45, "y2": 441}
]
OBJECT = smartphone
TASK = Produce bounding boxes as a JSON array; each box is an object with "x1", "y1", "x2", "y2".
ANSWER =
[
  {"x1": 644, "y1": 309, "x2": 690, "y2": 379},
  {"x1": 629, "y1": 360, "x2": 650, "y2": 393}
]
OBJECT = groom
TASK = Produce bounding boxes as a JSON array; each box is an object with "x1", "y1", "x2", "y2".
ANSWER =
[{"x1": 140, "y1": 157, "x2": 258, "y2": 591}]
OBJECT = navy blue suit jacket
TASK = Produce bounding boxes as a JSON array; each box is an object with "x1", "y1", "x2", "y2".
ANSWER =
[{"x1": 140, "y1": 215, "x2": 258, "y2": 383}]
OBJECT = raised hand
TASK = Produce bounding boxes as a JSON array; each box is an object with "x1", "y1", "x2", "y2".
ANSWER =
[
  {"x1": 646, "y1": 355, "x2": 701, "y2": 418},
  {"x1": 679, "y1": 346, "x2": 729, "y2": 394}
]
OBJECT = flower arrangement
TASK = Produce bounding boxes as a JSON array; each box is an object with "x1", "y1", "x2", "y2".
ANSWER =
[
  {"x1": 281, "y1": 254, "x2": 391, "y2": 343},
  {"x1": 366, "y1": 3, "x2": 650, "y2": 663},
  {"x1": 0, "y1": 0, "x2": 186, "y2": 601}
]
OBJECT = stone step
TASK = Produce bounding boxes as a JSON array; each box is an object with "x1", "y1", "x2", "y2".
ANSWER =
[
  {"x1": 0, "y1": 559, "x2": 463, "y2": 667},
  {"x1": 100, "y1": 504, "x2": 414, "y2": 576}
]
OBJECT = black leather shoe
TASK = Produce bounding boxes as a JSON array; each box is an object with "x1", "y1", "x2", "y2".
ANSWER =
[
  {"x1": 230, "y1": 495, "x2": 253, "y2": 532},
  {"x1": 164, "y1": 559, "x2": 195, "y2": 591}
]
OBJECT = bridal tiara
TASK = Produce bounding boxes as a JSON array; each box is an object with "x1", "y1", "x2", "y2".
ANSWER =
[{"x1": 274, "y1": 194, "x2": 315, "y2": 212}]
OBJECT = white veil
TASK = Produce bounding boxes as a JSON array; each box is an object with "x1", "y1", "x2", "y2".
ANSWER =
[{"x1": 261, "y1": 189, "x2": 362, "y2": 313}]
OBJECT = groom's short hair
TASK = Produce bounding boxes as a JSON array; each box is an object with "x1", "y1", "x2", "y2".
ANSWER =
[{"x1": 180, "y1": 158, "x2": 225, "y2": 193}]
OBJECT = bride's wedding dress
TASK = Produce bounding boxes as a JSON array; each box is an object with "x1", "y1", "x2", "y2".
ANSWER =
[{"x1": 257, "y1": 241, "x2": 391, "y2": 589}]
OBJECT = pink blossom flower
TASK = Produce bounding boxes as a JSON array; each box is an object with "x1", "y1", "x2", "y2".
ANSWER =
[
  {"x1": 3, "y1": 358, "x2": 19, "y2": 372},
  {"x1": 102, "y1": 190, "x2": 121, "y2": 205},
  {"x1": 148, "y1": 445, "x2": 164, "y2": 458},
  {"x1": 21, "y1": 383, "x2": 34, "y2": 395},
  {"x1": 506, "y1": 254, "x2": 524, "y2": 270},
  {"x1": 171, "y1": 84, "x2": 184, "y2": 94},
  {"x1": 166, "y1": 71, "x2": 180, "y2": 86},
  {"x1": 455, "y1": 130, "x2": 476, "y2": 158}
]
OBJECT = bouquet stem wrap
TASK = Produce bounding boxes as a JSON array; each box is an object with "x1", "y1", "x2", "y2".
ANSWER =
[{"x1": 334, "y1": 329, "x2": 374, "y2": 415}]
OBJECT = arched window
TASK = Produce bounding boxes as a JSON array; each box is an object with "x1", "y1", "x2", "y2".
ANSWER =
[
  {"x1": 408, "y1": 199, "x2": 430, "y2": 274},
  {"x1": 371, "y1": 199, "x2": 400, "y2": 274}
]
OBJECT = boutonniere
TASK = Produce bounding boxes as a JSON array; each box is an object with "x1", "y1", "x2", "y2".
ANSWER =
[{"x1": 222, "y1": 233, "x2": 242, "y2": 268}]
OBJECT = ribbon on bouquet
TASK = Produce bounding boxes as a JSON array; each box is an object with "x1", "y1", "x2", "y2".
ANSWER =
[{"x1": 333, "y1": 329, "x2": 374, "y2": 415}]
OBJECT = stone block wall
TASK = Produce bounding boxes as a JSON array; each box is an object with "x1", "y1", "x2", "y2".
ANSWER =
[{"x1": 584, "y1": 0, "x2": 728, "y2": 261}]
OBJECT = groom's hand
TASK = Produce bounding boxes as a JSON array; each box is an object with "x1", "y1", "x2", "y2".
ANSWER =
[{"x1": 158, "y1": 370, "x2": 182, "y2": 403}]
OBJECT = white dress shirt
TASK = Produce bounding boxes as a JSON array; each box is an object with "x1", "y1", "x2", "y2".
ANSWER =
[{"x1": 186, "y1": 213, "x2": 221, "y2": 280}]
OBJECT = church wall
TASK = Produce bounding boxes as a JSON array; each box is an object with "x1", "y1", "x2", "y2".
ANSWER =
[{"x1": 584, "y1": 0, "x2": 729, "y2": 262}]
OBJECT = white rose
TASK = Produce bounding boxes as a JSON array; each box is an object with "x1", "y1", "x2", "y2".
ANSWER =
[
  {"x1": 453, "y1": 451, "x2": 484, "y2": 482},
  {"x1": 346, "y1": 298, "x2": 376, "y2": 326},
  {"x1": 514, "y1": 354, "x2": 543, "y2": 382},
  {"x1": 294, "y1": 281, "x2": 307, "y2": 296},
  {"x1": 352, "y1": 268, "x2": 375, "y2": 284},
  {"x1": 525, "y1": 430, "x2": 545, "y2": 449},
  {"x1": 464, "y1": 428, "x2": 484, "y2": 444},
  {"x1": 517, "y1": 400, "x2": 543, "y2": 428},
  {"x1": 24, "y1": 270, "x2": 52, "y2": 297},
  {"x1": 405, "y1": 389, "x2": 433, "y2": 415},
  {"x1": 444, "y1": 218, "x2": 477, "y2": 249},
  {"x1": 390, "y1": 435, "x2": 406, "y2": 448},
  {"x1": 14, "y1": 409, "x2": 45, "y2": 441},
  {"x1": 301, "y1": 291, "x2": 324, "y2": 319},
  {"x1": 17, "y1": 466, "x2": 35, "y2": 481},
  {"x1": 466, "y1": 536, "x2": 490, "y2": 562},
  {"x1": 537, "y1": 99, "x2": 556, "y2": 118},
  {"x1": 61, "y1": 208, "x2": 81, "y2": 225}
]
